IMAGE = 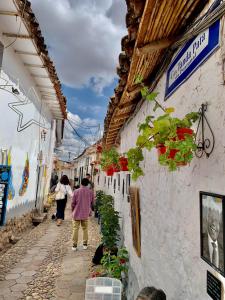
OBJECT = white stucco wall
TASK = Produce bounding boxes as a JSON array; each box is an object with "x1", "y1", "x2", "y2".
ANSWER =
[
  {"x1": 96, "y1": 20, "x2": 225, "y2": 300},
  {"x1": 0, "y1": 39, "x2": 55, "y2": 219}
]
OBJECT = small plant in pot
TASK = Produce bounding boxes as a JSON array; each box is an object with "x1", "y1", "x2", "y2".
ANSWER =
[
  {"x1": 100, "y1": 148, "x2": 120, "y2": 176},
  {"x1": 127, "y1": 76, "x2": 199, "y2": 180},
  {"x1": 101, "y1": 247, "x2": 129, "y2": 280}
]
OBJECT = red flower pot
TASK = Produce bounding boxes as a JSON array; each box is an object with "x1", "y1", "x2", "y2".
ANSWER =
[
  {"x1": 113, "y1": 164, "x2": 120, "y2": 172},
  {"x1": 106, "y1": 166, "x2": 114, "y2": 176},
  {"x1": 97, "y1": 145, "x2": 103, "y2": 153},
  {"x1": 119, "y1": 157, "x2": 128, "y2": 171},
  {"x1": 176, "y1": 128, "x2": 193, "y2": 140}
]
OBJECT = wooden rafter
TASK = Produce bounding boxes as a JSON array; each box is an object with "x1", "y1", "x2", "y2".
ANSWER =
[
  {"x1": 24, "y1": 63, "x2": 45, "y2": 68},
  {"x1": 15, "y1": 50, "x2": 38, "y2": 56},
  {"x1": 0, "y1": 11, "x2": 19, "y2": 16},
  {"x1": 3, "y1": 33, "x2": 31, "y2": 39}
]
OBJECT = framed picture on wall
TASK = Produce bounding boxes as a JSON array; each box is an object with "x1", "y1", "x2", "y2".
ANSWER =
[
  {"x1": 200, "y1": 191, "x2": 225, "y2": 276},
  {"x1": 129, "y1": 186, "x2": 141, "y2": 257}
]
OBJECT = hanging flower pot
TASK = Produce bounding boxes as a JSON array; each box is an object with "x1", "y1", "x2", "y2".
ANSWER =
[
  {"x1": 176, "y1": 128, "x2": 194, "y2": 140},
  {"x1": 97, "y1": 145, "x2": 103, "y2": 153},
  {"x1": 112, "y1": 164, "x2": 120, "y2": 172},
  {"x1": 119, "y1": 157, "x2": 128, "y2": 171},
  {"x1": 106, "y1": 165, "x2": 114, "y2": 176}
]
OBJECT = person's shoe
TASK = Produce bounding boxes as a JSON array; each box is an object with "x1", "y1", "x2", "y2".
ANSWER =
[
  {"x1": 83, "y1": 245, "x2": 88, "y2": 250},
  {"x1": 72, "y1": 244, "x2": 77, "y2": 251},
  {"x1": 56, "y1": 219, "x2": 62, "y2": 226}
]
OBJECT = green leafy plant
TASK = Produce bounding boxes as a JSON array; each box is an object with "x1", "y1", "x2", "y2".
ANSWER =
[
  {"x1": 101, "y1": 247, "x2": 129, "y2": 279},
  {"x1": 100, "y1": 148, "x2": 120, "y2": 171},
  {"x1": 127, "y1": 78, "x2": 199, "y2": 179},
  {"x1": 98, "y1": 194, "x2": 120, "y2": 249}
]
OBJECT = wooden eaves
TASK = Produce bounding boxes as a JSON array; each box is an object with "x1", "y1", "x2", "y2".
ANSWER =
[{"x1": 103, "y1": 0, "x2": 209, "y2": 148}]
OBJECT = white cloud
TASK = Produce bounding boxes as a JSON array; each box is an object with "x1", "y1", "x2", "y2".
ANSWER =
[
  {"x1": 56, "y1": 112, "x2": 101, "y2": 161},
  {"x1": 30, "y1": 0, "x2": 127, "y2": 93}
]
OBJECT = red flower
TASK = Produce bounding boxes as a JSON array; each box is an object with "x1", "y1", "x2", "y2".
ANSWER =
[{"x1": 120, "y1": 259, "x2": 126, "y2": 264}]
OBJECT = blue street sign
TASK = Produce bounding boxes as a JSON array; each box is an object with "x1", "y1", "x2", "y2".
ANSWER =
[{"x1": 165, "y1": 20, "x2": 220, "y2": 99}]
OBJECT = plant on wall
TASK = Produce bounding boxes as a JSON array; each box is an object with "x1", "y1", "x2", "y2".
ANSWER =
[
  {"x1": 98, "y1": 193, "x2": 120, "y2": 250},
  {"x1": 127, "y1": 76, "x2": 199, "y2": 180},
  {"x1": 100, "y1": 148, "x2": 120, "y2": 176}
]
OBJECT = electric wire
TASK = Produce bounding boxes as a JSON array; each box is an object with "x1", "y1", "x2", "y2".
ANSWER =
[{"x1": 5, "y1": 0, "x2": 27, "y2": 49}]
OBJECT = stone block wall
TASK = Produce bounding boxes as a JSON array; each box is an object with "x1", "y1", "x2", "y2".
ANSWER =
[{"x1": 0, "y1": 211, "x2": 35, "y2": 251}]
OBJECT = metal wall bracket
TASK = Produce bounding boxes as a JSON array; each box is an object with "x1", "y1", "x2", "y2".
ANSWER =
[{"x1": 195, "y1": 103, "x2": 215, "y2": 158}]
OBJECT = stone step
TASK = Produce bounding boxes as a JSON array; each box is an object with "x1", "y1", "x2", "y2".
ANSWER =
[{"x1": 32, "y1": 213, "x2": 47, "y2": 225}]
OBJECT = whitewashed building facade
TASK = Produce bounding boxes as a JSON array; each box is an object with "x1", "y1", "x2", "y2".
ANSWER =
[
  {"x1": 0, "y1": 0, "x2": 66, "y2": 225},
  {"x1": 96, "y1": 1, "x2": 225, "y2": 299}
]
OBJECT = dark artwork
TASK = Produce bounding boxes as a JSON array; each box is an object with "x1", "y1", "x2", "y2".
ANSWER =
[
  {"x1": 207, "y1": 271, "x2": 221, "y2": 300},
  {"x1": 129, "y1": 186, "x2": 141, "y2": 257},
  {"x1": 200, "y1": 192, "x2": 225, "y2": 276}
]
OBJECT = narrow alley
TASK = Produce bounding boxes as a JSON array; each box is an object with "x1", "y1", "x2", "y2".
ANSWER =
[
  {"x1": 0, "y1": 203, "x2": 101, "y2": 300},
  {"x1": 2, "y1": 0, "x2": 225, "y2": 299}
]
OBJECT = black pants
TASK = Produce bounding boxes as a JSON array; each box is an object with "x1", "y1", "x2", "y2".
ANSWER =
[{"x1": 56, "y1": 196, "x2": 67, "y2": 220}]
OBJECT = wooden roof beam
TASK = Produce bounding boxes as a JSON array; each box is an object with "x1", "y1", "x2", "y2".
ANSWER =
[
  {"x1": 24, "y1": 63, "x2": 45, "y2": 68},
  {"x1": 113, "y1": 112, "x2": 131, "y2": 120},
  {"x1": 15, "y1": 50, "x2": 38, "y2": 56},
  {"x1": 137, "y1": 37, "x2": 175, "y2": 56},
  {"x1": 3, "y1": 33, "x2": 31, "y2": 39},
  {"x1": 31, "y1": 74, "x2": 49, "y2": 79},
  {"x1": 0, "y1": 11, "x2": 19, "y2": 17}
]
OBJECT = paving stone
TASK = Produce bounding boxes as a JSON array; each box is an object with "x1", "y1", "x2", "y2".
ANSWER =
[
  {"x1": 10, "y1": 283, "x2": 27, "y2": 291},
  {"x1": 21, "y1": 270, "x2": 36, "y2": 277},
  {"x1": 16, "y1": 276, "x2": 33, "y2": 284},
  {"x1": 5, "y1": 273, "x2": 21, "y2": 280},
  {"x1": 9, "y1": 267, "x2": 25, "y2": 274},
  {"x1": 0, "y1": 279, "x2": 16, "y2": 288},
  {"x1": 0, "y1": 287, "x2": 11, "y2": 295}
]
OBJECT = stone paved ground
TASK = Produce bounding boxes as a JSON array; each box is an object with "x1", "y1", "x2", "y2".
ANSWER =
[{"x1": 0, "y1": 203, "x2": 101, "y2": 300}]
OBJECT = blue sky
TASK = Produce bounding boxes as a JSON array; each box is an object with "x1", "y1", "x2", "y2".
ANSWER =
[
  {"x1": 63, "y1": 79, "x2": 117, "y2": 125},
  {"x1": 30, "y1": 0, "x2": 127, "y2": 159}
]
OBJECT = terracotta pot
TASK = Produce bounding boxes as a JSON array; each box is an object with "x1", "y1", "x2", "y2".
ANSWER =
[
  {"x1": 97, "y1": 145, "x2": 103, "y2": 153},
  {"x1": 119, "y1": 157, "x2": 128, "y2": 171},
  {"x1": 106, "y1": 166, "x2": 114, "y2": 176},
  {"x1": 112, "y1": 164, "x2": 120, "y2": 172}
]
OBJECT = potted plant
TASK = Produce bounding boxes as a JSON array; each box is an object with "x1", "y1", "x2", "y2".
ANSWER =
[
  {"x1": 97, "y1": 145, "x2": 103, "y2": 153},
  {"x1": 101, "y1": 247, "x2": 129, "y2": 280},
  {"x1": 127, "y1": 77, "x2": 199, "y2": 180},
  {"x1": 119, "y1": 156, "x2": 129, "y2": 171},
  {"x1": 100, "y1": 148, "x2": 120, "y2": 175}
]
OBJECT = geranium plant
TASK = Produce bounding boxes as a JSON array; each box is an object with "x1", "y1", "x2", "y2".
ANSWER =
[
  {"x1": 101, "y1": 247, "x2": 129, "y2": 279},
  {"x1": 127, "y1": 76, "x2": 199, "y2": 180},
  {"x1": 100, "y1": 147, "x2": 120, "y2": 175}
]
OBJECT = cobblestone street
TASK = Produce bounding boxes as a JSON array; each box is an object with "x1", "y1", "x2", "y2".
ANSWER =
[{"x1": 0, "y1": 204, "x2": 101, "y2": 300}]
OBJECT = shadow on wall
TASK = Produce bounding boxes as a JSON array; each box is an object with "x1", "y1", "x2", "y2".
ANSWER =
[
  {"x1": 6, "y1": 200, "x2": 36, "y2": 220},
  {"x1": 126, "y1": 265, "x2": 140, "y2": 300}
]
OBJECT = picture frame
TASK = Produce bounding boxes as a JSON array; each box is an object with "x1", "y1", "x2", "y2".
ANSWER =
[
  {"x1": 200, "y1": 191, "x2": 225, "y2": 276},
  {"x1": 129, "y1": 186, "x2": 141, "y2": 257}
]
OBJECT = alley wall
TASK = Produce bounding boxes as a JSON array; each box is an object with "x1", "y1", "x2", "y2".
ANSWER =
[
  {"x1": 95, "y1": 21, "x2": 225, "y2": 300},
  {"x1": 0, "y1": 37, "x2": 55, "y2": 220}
]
